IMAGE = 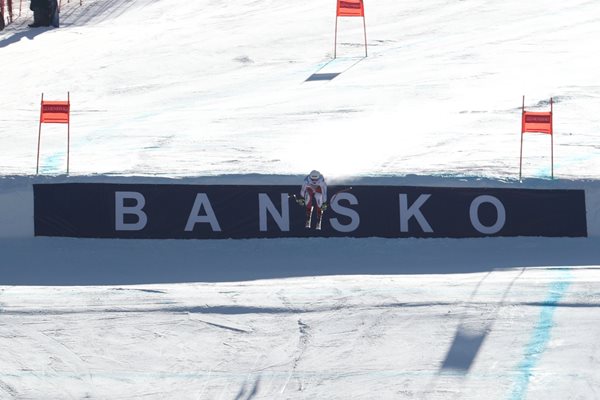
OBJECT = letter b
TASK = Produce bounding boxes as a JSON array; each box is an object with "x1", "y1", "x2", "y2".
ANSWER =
[{"x1": 115, "y1": 191, "x2": 147, "y2": 231}]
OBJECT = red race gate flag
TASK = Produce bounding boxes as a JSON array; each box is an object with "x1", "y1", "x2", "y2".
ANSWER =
[
  {"x1": 36, "y1": 92, "x2": 71, "y2": 175},
  {"x1": 519, "y1": 96, "x2": 553, "y2": 180},
  {"x1": 522, "y1": 111, "x2": 552, "y2": 134},
  {"x1": 334, "y1": 0, "x2": 367, "y2": 58},
  {"x1": 337, "y1": 0, "x2": 364, "y2": 17}
]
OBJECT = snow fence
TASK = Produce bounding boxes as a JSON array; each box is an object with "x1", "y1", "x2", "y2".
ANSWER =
[{"x1": 1, "y1": 176, "x2": 599, "y2": 239}]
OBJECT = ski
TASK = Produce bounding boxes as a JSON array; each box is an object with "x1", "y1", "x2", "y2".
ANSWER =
[
  {"x1": 315, "y1": 187, "x2": 352, "y2": 230},
  {"x1": 315, "y1": 211, "x2": 323, "y2": 230},
  {"x1": 289, "y1": 194, "x2": 312, "y2": 228},
  {"x1": 290, "y1": 187, "x2": 353, "y2": 230}
]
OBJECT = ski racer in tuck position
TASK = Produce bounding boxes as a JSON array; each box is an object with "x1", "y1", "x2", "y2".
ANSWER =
[{"x1": 297, "y1": 170, "x2": 328, "y2": 230}]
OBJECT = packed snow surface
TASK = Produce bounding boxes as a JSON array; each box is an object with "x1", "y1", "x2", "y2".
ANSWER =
[
  {"x1": 1, "y1": 0, "x2": 600, "y2": 398},
  {"x1": 1, "y1": 0, "x2": 599, "y2": 179},
  {"x1": 1, "y1": 264, "x2": 599, "y2": 399}
]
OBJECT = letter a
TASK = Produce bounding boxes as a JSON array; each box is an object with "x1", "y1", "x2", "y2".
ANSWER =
[{"x1": 185, "y1": 193, "x2": 222, "y2": 232}]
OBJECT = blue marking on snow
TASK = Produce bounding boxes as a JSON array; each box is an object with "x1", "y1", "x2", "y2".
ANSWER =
[
  {"x1": 509, "y1": 269, "x2": 572, "y2": 400},
  {"x1": 532, "y1": 153, "x2": 596, "y2": 179},
  {"x1": 531, "y1": 165, "x2": 552, "y2": 180},
  {"x1": 40, "y1": 152, "x2": 66, "y2": 175}
]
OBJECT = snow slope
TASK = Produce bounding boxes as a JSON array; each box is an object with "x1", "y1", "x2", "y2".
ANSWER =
[
  {"x1": 1, "y1": 263, "x2": 599, "y2": 399},
  {"x1": 1, "y1": 0, "x2": 600, "y2": 399},
  {"x1": 0, "y1": 0, "x2": 599, "y2": 179}
]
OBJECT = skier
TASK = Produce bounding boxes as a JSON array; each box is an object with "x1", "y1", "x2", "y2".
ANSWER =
[{"x1": 297, "y1": 170, "x2": 328, "y2": 230}]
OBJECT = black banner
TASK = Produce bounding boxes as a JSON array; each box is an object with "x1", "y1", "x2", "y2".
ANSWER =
[{"x1": 34, "y1": 183, "x2": 587, "y2": 239}]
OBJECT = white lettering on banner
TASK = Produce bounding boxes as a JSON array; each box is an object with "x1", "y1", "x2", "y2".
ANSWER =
[
  {"x1": 399, "y1": 194, "x2": 433, "y2": 233},
  {"x1": 330, "y1": 193, "x2": 360, "y2": 232},
  {"x1": 115, "y1": 191, "x2": 147, "y2": 231},
  {"x1": 185, "y1": 193, "x2": 222, "y2": 232},
  {"x1": 258, "y1": 193, "x2": 290, "y2": 232},
  {"x1": 469, "y1": 195, "x2": 506, "y2": 234}
]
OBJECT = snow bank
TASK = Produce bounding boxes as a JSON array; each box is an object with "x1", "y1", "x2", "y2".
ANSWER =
[
  {"x1": 585, "y1": 186, "x2": 600, "y2": 237},
  {"x1": 1, "y1": 178, "x2": 599, "y2": 284},
  {"x1": 0, "y1": 177, "x2": 34, "y2": 238}
]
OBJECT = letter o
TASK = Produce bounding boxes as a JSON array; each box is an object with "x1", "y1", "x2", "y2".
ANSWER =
[{"x1": 469, "y1": 195, "x2": 506, "y2": 235}]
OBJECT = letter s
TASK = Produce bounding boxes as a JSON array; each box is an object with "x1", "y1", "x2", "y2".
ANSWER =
[{"x1": 330, "y1": 193, "x2": 360, "y2": 232}]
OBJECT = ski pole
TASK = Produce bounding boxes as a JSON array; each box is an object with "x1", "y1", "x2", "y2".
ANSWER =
[
  {"x1": 330, "y1": 186, "x2": 353, "y2": 203},
  {"x1": 289, "y1": 193, "x2": 305, "y2": 206},
  {"x1": 322, "y1": 186, "x2": 353, "y2": 214}
]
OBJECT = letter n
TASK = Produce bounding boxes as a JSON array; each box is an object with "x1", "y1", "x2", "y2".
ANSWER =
[{"x1": 258, "y1": 193, "x2": 289, "y2": 232}]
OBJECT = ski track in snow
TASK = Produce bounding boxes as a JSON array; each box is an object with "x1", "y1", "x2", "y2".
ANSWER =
[{"x1": 1, "y1": 268, "x2": 600, "y2": 398}]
